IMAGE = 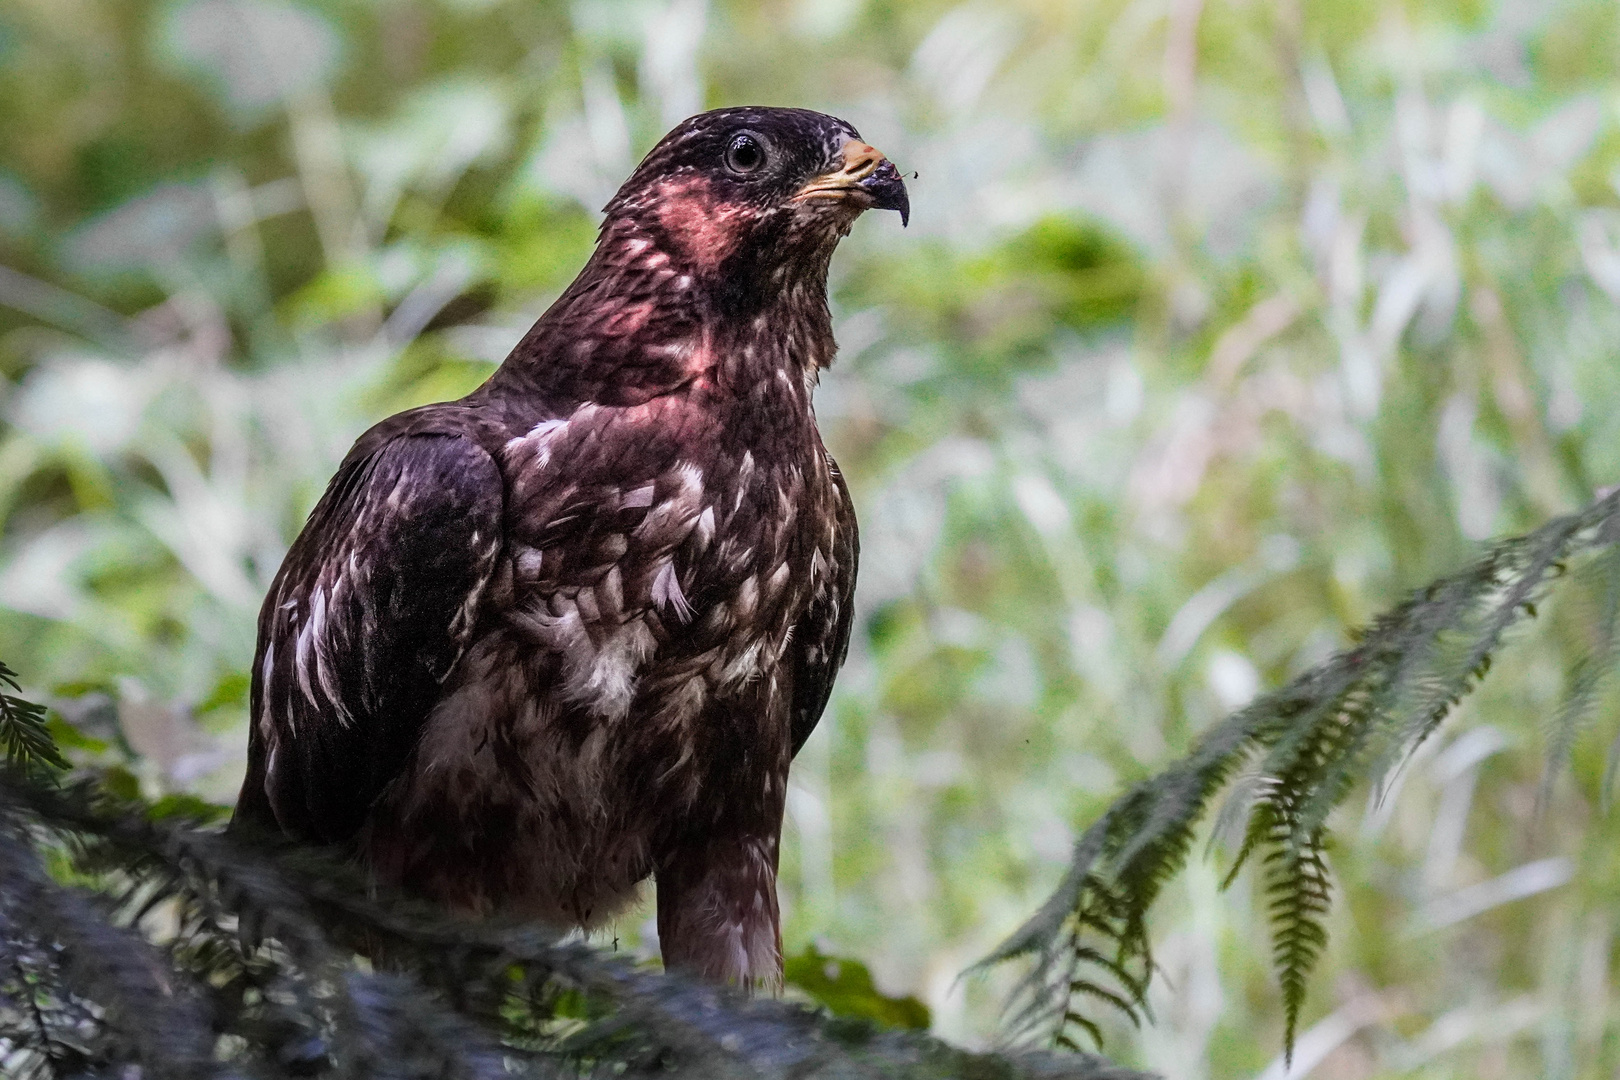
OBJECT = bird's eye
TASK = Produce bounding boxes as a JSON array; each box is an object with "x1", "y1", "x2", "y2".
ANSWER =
[{"x1": 725, "y1": 133, "x2": 766, "y2": 175}]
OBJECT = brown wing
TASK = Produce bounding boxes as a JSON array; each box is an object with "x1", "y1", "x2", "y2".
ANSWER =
[
  {"x1": 789, "y1": 458, "x2": 858, "y2": 756},
  {"x1": 232, "y1": 430, "x2": 504, "y2": 844}
]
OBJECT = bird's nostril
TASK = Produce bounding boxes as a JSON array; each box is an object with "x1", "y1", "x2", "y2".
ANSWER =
[{"x1": 846, "y1": 153, "x2": 880, "y2": 177}]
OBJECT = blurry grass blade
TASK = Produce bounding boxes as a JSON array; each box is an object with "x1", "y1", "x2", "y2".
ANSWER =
[{"x1": 0, "y1": 265, "x2": 137, "y2": 350}]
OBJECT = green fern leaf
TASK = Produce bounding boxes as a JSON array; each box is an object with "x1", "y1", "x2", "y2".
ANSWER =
[
  {"x1": 983, "y1": 488, "x2": 1620, "y2": 1062},
  {"x1": 0, "y1": 663, "x2": 67, "y2": 776}
]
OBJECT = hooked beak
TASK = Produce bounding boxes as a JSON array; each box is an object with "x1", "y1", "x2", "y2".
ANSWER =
[{"x1": 793, "y1": 139, "x2": 910, "y2": 227}]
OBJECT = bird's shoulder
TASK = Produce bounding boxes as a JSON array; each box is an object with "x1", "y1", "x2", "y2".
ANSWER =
[
  {"x1": 241, "y1": 413, "x2": 508, "y2": 843},
  {"x1": 288, "y1": 402, "x2": 517, "y2": 572},
  {"x1": 341, "y1": 399, "x2": 525, "y2": 472},
  {"x1": 269, "y1": 418, "x2": 508, "y2": 669}
]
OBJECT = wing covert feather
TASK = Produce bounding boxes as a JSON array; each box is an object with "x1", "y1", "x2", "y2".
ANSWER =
[{"x1": 234, "y1": 432, "x2": 503, "y2": 844}]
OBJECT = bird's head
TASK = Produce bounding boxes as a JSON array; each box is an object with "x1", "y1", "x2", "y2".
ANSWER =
[{"x1": 601, "y1": 107, "x2": 909, "y2": 293}]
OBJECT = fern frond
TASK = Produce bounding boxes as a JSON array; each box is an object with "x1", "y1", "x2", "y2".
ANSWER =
[
  {"x1": 1542, "y1": 544, "x2": 1620, "y2": 809},
  {"x1": 982, "y1": 488, "x2": 1620, "y2": 1062},
  {"x1": 1261, "y1": 825, "x2": 1332, "y2": 1061},
  {"x1": 1058, "y1": 1011, "x2": 1105, "y2": 1052},
  {"x1": 1068, "y1": 979, "x2": 1143, "y2": 1022},
  {"x1": 0, "y1": 662, "x2": 66, "y2": 777}
]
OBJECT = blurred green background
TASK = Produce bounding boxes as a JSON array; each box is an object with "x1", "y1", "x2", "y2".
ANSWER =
[{"x1": 8, "y1": 0, "x2": 1620, "y2": 1075}]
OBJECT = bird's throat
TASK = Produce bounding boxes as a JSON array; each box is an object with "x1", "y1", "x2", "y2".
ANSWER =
[{"x1": 494, "y1": 218, "x2": 838, "y2": 409}]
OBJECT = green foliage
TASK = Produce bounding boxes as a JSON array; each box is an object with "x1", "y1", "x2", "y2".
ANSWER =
[
  {"x1": 0, "y1": 661, "x2": 66, "y2": 777},
  {"x1": 785, "y1": 943, "x2": 933, "y2": 1031},
  {"x1": 1010, "y1": 218, "x2": 1146, "y2": 330},
  {"x1": 982, "y1": 491, "x2": 1620, "y2": 1060}
]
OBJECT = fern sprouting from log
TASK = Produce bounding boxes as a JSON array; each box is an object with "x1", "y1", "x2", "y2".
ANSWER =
[
  {"x1": 979, "y1": 488, "x2": 1620, "y2": 1062},
  {"x1": 0, "y1": 686, "x2": 1150, "y2": 1080}
]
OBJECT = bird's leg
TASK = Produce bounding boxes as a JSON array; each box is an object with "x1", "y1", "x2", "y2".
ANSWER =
[{"x1": 655, "y1": 829, "x2": 784, "y2": 989}]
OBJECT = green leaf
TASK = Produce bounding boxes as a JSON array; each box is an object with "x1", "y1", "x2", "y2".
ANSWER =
[
  {"x1": 194, "y1": 671, "x2": 250, "y2": 715},
  {"x1": 147, "y1": 793, "x2": 230, "y2": 824},
  {"x1": 784, "y1": 943, "x2": 932, "y2": 1031}
]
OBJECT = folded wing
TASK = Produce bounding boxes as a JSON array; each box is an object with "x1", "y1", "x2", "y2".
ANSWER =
[
  {"x1": 234, "y1": 431, "x2": 504, "y2": 844},
  {"x1": 788, "y1": 461, "x2": 858, "y2": 756}
]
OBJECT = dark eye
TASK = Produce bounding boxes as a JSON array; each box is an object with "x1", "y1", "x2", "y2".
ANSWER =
[{"x1": 725, "y1": 133, "x2": 766, "y2": 175}]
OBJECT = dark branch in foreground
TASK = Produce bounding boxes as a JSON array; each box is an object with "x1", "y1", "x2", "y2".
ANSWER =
[{"x1": 0, "y1": 756, "x2": 1148, "y2": 1080}]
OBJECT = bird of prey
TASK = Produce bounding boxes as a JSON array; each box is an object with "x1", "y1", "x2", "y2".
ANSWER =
[{"x1": 232, "y1": 107, "x2": 908, "y2": 986}]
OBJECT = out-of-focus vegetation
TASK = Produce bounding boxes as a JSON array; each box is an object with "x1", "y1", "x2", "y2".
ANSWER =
[
  {"x1": 7, "y1": 0, "x2": 1620, "y2": 1075},
  {"x1": 983, "y1": 487, "x2": 1620, "y2": 1068}
]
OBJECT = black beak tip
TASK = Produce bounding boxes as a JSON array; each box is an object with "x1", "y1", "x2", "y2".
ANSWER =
[{"x1": 860, "y1": 161, "x2": 910, "y2": 228}]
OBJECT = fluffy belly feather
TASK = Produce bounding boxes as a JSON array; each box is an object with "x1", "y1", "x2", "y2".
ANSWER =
[{"x1": 363, "y1": 566, "x2": 799, "y2": 925}]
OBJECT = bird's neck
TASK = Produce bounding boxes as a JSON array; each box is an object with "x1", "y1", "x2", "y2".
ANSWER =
[{"x1": 489, "y1": 218, "x2": 839, "y2": 410}]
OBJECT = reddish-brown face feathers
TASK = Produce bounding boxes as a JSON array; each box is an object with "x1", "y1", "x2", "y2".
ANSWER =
[
  {"x1": 492, "y1": 107, "x2": 906, "y2": 406},
  {"x1": 594, "y1": 106, "x2": 907, "y2": 289},
  {"x1": 651, "y1": 176, "x2": 754, "y2": 272}
]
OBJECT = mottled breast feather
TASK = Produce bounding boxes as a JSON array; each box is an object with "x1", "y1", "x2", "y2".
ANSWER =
[{"x1": 236, "y1": 430, "x2": 504, "y2": 844}]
